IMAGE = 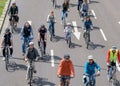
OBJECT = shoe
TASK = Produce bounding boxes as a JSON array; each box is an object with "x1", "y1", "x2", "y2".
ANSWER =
[
  {"x1": 2, "y1": 57, "x2": 5, "y2": 61},
  {"x1": 25, "y1": 76, "x2": 29, "y2": 80}
]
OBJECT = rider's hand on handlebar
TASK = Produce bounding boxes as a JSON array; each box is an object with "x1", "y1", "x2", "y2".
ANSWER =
[
  {"x1": 96, "y1": 71, "x2": 100, "y2": 76},
  {"x1": 70, "y1": 75, "x2": 74, "y2": 78}
]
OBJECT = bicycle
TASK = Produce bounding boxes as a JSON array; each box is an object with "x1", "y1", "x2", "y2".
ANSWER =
[
  {"x1": 51, "y1": 0, "x2": 56, "y2": 8},
  {"x1": 4, "y1": 45, "x2": 10, "y2": 71},
  {"x1": 10, "y1": 15, "x2": 17, "y2": 33},
  {"x1": 65, "y1": 32, "x2": 72, "y2": 48},
  {"x1": 47, "y1": 21, "x2": 56, "y2": 41},
  {"x1": 28, "y1": 60, "x2": 34, "y2": 86},
  {"x1": 62, "y1": 11, "x2": 68, "y2": 29},
  {"x1": 83, "y1": 29, "x2": 90, "y2": 49},
  {"x1": 107, "y1": 65, "x2": 119, "y2": 86},
  {"x1": 83, "y1": 73, "x2": 100, "y2": 86},
  {"x1": 59, "y1": 76, "x2": 72, "y2": 86},
  {"x1": 39, "y1": 40, "x2": 45, "y2": 57}
]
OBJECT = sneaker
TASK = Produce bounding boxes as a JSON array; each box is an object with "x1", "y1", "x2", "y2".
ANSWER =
[
  {"x1": 25, "y1": 76, "x2": 29, "y2": 80},
  {"x1": 2, "y1": 57, "x2": 5, "y2": 61}
]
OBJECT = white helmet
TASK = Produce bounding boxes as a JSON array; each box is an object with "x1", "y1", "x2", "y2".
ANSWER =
[
  {"x1": 29, "y1": 42, "x2": 34, "y2": 45},
  {"x1": 111, "y1": 46, "x2": 117, "y2": 50},
  {"x1": 88, "y1": 55, "x2": 93, "y2": 60},
  {"x1": 67, "y1": 23, "x2": 71, "y2": 26}
]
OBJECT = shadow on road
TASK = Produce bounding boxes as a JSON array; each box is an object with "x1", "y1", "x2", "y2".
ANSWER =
[
  {"x1": 70, "y1": 42, "x2": 82, "y2": 49},
  {"x1": 87, "y1": 42, "x2": 105, "y2": 50},
  {"x1": 50, "y1": 35, "x2": 65, "y2": 42},
  {"x1": 32, "y1": 76, "x2": 56, "y2": 86},
  {"x1": 90, "y1": 0, "x2": 100, "y2": 4}
]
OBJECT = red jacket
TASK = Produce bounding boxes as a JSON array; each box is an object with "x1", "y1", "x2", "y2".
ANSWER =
[
  {"x1": 106, "y1": 49, "x2": 120, "y2": 63},
  {"x1": 57, "y1": 59, "x2": 75, "y2": 76}
]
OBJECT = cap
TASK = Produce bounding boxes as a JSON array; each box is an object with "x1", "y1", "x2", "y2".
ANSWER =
[
  {"x1": 88, "y1": 55, "x2": 93, "y2": 60},
  {"x1": 64, "y1": 54, "x2": 70, "y2": 59},
  {"x1": 111, "y1": 46, "x2": 117, "y2": 50},
  {"x1": 5, "y1": 28, "x2": 10, "y2": 33},
  {"x1": 29, "y1": 42, "x2": 34, "y2": 45},
  {"x1": 12, "y1": 2, "x2": 16, "y2": 5}
]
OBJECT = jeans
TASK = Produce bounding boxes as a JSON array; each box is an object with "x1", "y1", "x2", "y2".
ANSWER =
[
  {"x1": 22, "y1": 37, "x2": 31, "y2": 54},
  {"x1": 85, "y1": 74, "x2": 96, "y2": 86},
  {"x1": 77, "y1": 0, "x2": 83, "y2": 10},
  {"x1": 62, "y1": 11, "x2": 68, "y2": 21},
  {"x1": 49, "y1": 21, "x2": 55, "y2": 36}
]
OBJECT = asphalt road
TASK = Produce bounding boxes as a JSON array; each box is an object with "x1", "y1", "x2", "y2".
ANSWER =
[{"x1": 0, "y1": 0, "x2": 120, "y2": 86}]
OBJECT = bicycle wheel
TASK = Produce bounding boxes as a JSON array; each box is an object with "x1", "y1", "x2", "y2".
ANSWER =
[
  {"x1": 85, "y1": 35, "x2": 89, "y2": 49},
  {"x1": 40, "y1": 42, "x2": 44, "y2": 57},
  {"x1": 5, "y1": 48, "x2": 9, "y2": 71},
  {"x1": 63, "y1": 18, "x2": 66, "y2": 29},
  {"x1": 29, "y1": 69, "x2": 33, "y2": 86},
  {"x1": 68, "y1": 38, "x2": 71, "y2": 48}
]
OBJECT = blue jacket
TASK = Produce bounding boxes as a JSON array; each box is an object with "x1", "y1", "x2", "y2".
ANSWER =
[
  {"x1": 84, "y1": 19, "x2": 93, "y2": 30},
  {"x1": 84, "y1": 61, "x2": 101, "y2": 75}
]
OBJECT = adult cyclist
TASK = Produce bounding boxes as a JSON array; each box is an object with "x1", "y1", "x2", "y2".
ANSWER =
[
  {"x1": 47, "y1": 11, "x2": 56, "y2": 36},
  {"x1": 83, "y1": 55, "x2": 101, "y2": 86},
  {"x1": 8, "y1": 2, "x2": 19, "y2": 26},
  {"x1": 25, "y1": 42, "x2": 39, "y2": 82},
  {"x1": 61, "y1": 0, "x2": 69, "y2": 24},
  {"x1": 20, "y1": 21, "x2": 34, "y2": 56},
  {"x1": 80, "y1": 0, "x2": 89, "y2": 20},
  {"x1": 38, "y1": 24, "x2": 47, "y2": 54},
  {"x1": 83, "y1": 16, "x2": 93, "y2": 42},
  {"x1": 106, "y1": 46, "x2": 120, "y2": 75},
  {"x1": 57, "y1": 54, "x2": 75, "y2": 86},
  {"x1": 0, "y1": 28, "x2": 13, "y2": 61}
]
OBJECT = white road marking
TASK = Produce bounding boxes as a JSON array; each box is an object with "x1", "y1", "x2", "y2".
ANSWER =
[
  {"x1": 51, "y1": 50, "x2": 55, "y2": 67},
  {"x1": 27, "y1": 21, "x2": 32, "y2": 25},
  {"x1": 91, "y1": 10, "x2": 97, "y2": 19},
  {"x1": 72, "y1": 21, "x2": 81, "y2": 40},
  {"x1": 100, "y1": 29, "x2": 107, "y2": 41},
  {"x1": 116, "y1": 61, "x2": 120, "y2": 72}
]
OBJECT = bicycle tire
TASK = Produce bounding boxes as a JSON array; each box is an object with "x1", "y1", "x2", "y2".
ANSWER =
[
  {"x1": 5, "y1": 48, "x2": 9, "y2": 71},
  {"x1": 29, "y1": 69, "x2": 33, "y2": 86}
]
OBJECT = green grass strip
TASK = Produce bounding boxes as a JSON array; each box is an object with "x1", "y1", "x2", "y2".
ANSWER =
[{"x1": 0, "y1": 0, "x2": 7, "y2": 17}]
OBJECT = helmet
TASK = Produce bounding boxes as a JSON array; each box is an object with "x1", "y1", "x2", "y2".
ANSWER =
[
  {"x1": 67, "y1": 23, "x2": 71, "y2": 26},
  {"x1": 111, "y1": 46, "x2": 117, "y2": 50},
  {"x1": 5, "y1": 28, "x2": 10, "y2": 33},
  {"x1": 29, "y1": 42, "x2": 34, "y2": 45},
  {"x1": 88, "y1": 55, "x2": 93, "y2": 60},
  {"x1": 64, "y1": 54, "x2": 70, "y2": 59},
  {"x1": 41, "y1": 24, "x2": 45, "y2": 28}
]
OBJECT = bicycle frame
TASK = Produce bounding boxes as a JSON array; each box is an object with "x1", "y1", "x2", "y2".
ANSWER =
[
  {"x1": 10, "y1": 16, "x2": 16, "y2": 33},
  {"x1": 28, "y1": 60, "x2": 33, "y2": 86},
  {"x1": 4, "y1": 45, "x2": 10, "y2": 71},
  {"x1": 84, "y1": 30, "x2": 90, "y2": 49},
  {"x1": 60, "y1": 76, "x2": 71, "y2": 86},
  {"x1": 39, "y1": 40, "x2": 45, "y2": 57},
  {"x1": 66, "y1": 34, "x2": 71, "y2": 48}
]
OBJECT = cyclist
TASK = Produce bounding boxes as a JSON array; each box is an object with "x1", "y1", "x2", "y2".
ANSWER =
[
  {"x1": 83, "y1": 16, "x2": 93, "y2": 42},
  {"x1": 64, "y1": 23, "x2": 73, "y2": 43},
  {"x1": 61, "y1": 0, "x2": 69, "y2": 24},
  {"x1": 77, "y1": 0, "x2": 83, "y2": 11},
  {"x1": 57, "y1": 54, "x2": 75, "y2": 86},
  {"x1": 47, "y1": 11, "x2": 56, "y2": 36},
  {"x1": 38, "y1": 24, "x2": 47, "y2": 54},
  {"x1": 8, "y1": 2, "x2": 19, "y2": 26},
  {"x1": 20, "y1": 21, "x2": 34, "y2": 56},
  {"x1": 0, "y1": 28, "x2": 13, "y2": 61},
  {"x1": 25, "y1": 42, "x2": 40, "y2": 81},
  {"x1": 80, "y1": 0, "x2": 89, "y2": 19},
  {"x1": 106, "y1": 46, "x2": 120, "y2": 74},
  {"x1": 83, "y1": 55, "x2": 101, "y2": 86}
]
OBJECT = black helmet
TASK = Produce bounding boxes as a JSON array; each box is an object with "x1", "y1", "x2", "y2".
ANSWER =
[
  {"x1": 5, "y1": 28, "x2": 10, "y2": 33},
  {"x1": 64, "y1": 54, "x2": 70, "y2": 59}
]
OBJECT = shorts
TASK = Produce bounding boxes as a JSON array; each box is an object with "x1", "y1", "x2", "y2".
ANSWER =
[{"x1": 60, "y1": 76, "x2": 71, "y2": 82}]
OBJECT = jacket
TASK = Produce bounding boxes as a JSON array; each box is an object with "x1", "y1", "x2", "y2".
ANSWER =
[
  {"x1": 57, "y1": 59, "x2": 75, "y2": 76},
  {"x1": 9, "y1": 6, "x2": 18, "y2": 15},
  {"x1": 106, "y1": 49, "x2": 120, "y2": 63},
  {"x1": 84, "y1": 61, "x2": 101, "y2": 75}
]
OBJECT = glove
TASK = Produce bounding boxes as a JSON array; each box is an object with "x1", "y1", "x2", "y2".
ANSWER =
[{"x1": 107, "y1": 62, "x2": 110, "y2": 66}]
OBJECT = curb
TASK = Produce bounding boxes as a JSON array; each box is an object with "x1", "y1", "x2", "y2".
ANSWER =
[{"x1": 0, "y1": 0, "x2": 11, "y2": 33}]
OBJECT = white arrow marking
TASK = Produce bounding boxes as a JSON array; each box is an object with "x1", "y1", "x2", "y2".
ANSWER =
[
  {"x1": 100, "y1": 28, "x2": 107, "y2": 41},
  {"x1": 91, "y1": 10, "x2": 97, "y2": 19},
  {"x1": 116, "y1": 61, "x2": 120, "y2": 72},
  {"x1": 72, "y1": 21, "x2": 81, "y2": 40},
  {"x1": 27, "y1": 21, "x2": 32, "y2": 25},
  {"x1": 51, "y1": 50, "x2": 55, "y2": 67}
]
